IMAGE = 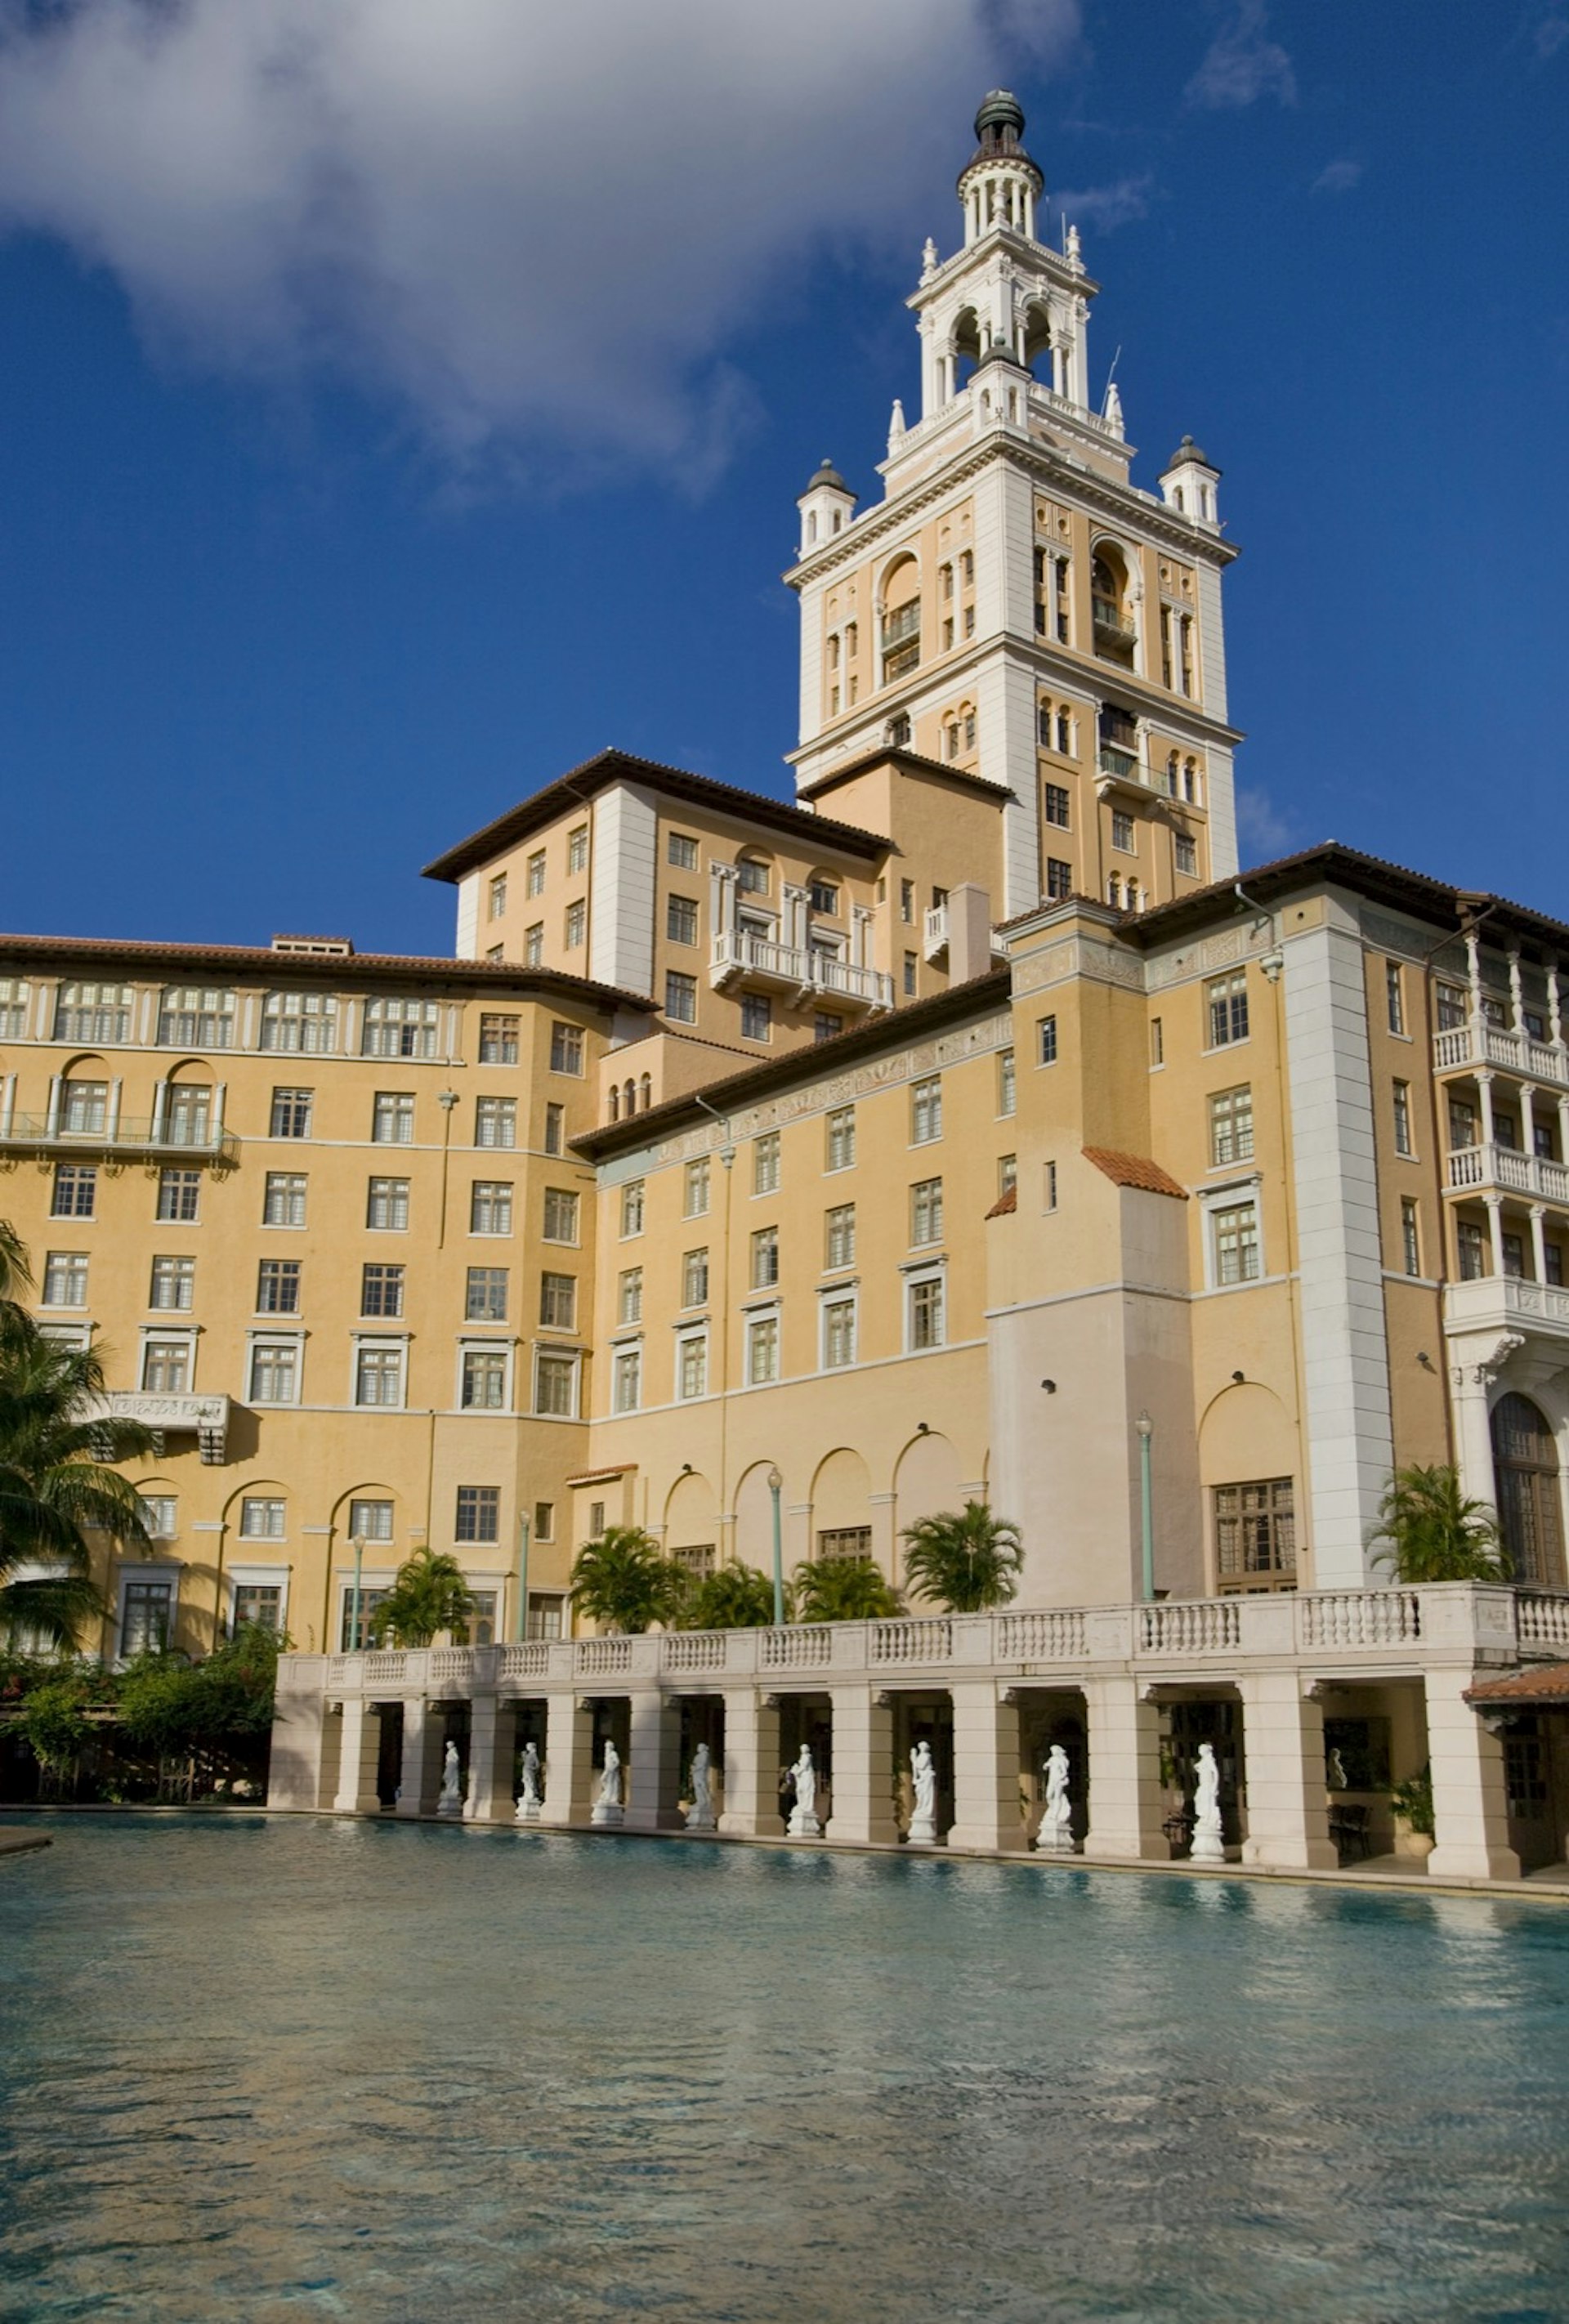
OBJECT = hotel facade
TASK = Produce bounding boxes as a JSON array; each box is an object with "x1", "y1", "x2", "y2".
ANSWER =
[{"x1": 7, "y1": 97, "x2": 1567, "y2": 1877}]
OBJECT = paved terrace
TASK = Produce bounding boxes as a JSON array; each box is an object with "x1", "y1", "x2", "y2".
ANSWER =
[{"x1": 270, "y1": 1584, "x2": 1569, "y2": 1884}]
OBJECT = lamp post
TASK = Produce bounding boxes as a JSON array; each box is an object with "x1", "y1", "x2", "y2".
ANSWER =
[
  {"x1": 515, "y1": 1510, "x2": 532, "y2": 1642},
  {"x1": 767, "y1": 1467, "x2": 784, "y2": 1626},
  {"x1": 1135, "y1": 1413, "x2": 1155, "y2": 1602},
  {"x1": 350, "y1": 1533, "x2": 365, "y2": 1652}
]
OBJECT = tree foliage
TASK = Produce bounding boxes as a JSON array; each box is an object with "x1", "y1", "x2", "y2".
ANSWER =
[
  {"x1": 792, "y1": 1555, "x2": 901, "y2": 1623},
  {"x1": 367, "y1": 1547, "x2": 476, "y2": 1648},
  {"x1": 20, "y1": 1672, "x2": 99, "y2": 1772},
  {"x1": 901, "y1": 1501, "x2": 1023, "y2": 1611},
  {"x1": 682, "y1": 1561, "x2": 786, "y2": 1630},
  {"x1": 116, "y1": 1625, "x2": 283, "y2": 1755},
  {"x1": 1367, "y1": 1465, "x2": 1510, "y2": 1584},
  {"x1": 570, "y1": 1526, "x2": 684, "y2": 1634}
]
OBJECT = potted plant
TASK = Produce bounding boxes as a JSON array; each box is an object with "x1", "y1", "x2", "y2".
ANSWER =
[{"x1": 1389, "y1": 1764, "x2": 1435, "y2": 1858}]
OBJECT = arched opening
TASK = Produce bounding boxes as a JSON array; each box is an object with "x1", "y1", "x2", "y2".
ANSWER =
[
  {"x1": 892, "y1": 1430, "x2": 964, "y2": 1594},
  {"x1": 163, "y1": 1058, "x2": 216, "y2": 1148},
  {"x1": 608, "y1": 1085, "x2": 619, "y2": 1122},
  {"x1": 1491, "y1": 1393, "x2": 1567, "y2": 1585},
  {"x1": 1091, "y1": 544, "x2": 1136, "y2": 664},
  {"x1": 664, "y1": 1471, "x2": 720, "y2": 1590},
  {"x1": 1022, "y1": 301, "x2": 1057, "y2": 391},
  {"x1": 639, "y1": 1074, "x2": 652, "y2": 1112},
  {"x1": 879, "y1": 554, "x2": 922, "y2": 686},
  {"x1": 58, "y1": 1055, "x2": 110, "y2": 1136},
  {"x1": 950, "y1": 307, "x2": 982, "y2": 393},
  {"x1": 811, "y1": 1447, "x2": 875, "y2": 1569}
]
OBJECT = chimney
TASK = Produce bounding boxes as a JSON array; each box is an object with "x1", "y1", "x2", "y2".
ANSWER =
[{"x1": 948, "y1": 884, "x2": 994, "y2": 984}]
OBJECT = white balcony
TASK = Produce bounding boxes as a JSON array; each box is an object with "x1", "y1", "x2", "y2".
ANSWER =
[
  {"x1": 923, "y1": 905, "x2": 949, "y2": 962},
  {"x1": 710, "y1": 932, "x2": 892, "y2": 1014},
  {"x1": 1433, "y1": 1021, "x2": 1569, "y2": 1087},
  {"x1": 1444, "y1": 1274, "x2": 1569, "y2": 1345},
  {"x1": 1446, "y1": 1142, "x2": 1569, "y2": 1205},
  {"x1": 88, "y1": 1391, "x2": 232, "y2": 1465}
]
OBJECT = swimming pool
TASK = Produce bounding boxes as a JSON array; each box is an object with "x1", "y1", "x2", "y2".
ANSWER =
[{"x1": 2, "y1": 1816, "x2": 1567, "y2": 2321}]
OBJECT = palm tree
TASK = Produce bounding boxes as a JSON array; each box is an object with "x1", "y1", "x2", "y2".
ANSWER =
[
  {"x1": 367, "y1": 1546, "x2": 476, "y2": 1647},
  {"x1": 0, "y1": 1310, "x2": 157, "y2": 1652},
  {"x1": 683, "y1": 1562, "x2": 784, "y2": 1630},
  {"x1": 792, "y1": 1555, "x2": 901, "y2": 1623},
  {"x1": 569, "y1": 1526, "x2": 684, "y2": 1634},
  {"x1": 901, "y1": 1501, "x2": 1024, "y2": 1611},
  {"x1": 1367, "y1": 1464, "x2": 1510, "y2": 1584}
]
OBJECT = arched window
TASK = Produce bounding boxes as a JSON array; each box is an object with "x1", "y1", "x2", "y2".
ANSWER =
[
  {"x1": 950, "y1": 307, "x2": 982, "y2": 392},
  {"x1": 1023, "y1": 301, "x2": 1057, "y2": 388},
  {"x1": 1056, "y1": 707, "x2": 1072, "y2": 756},
  {"x1": 1184, "y1": 758, "x2": 1201, "y2": 806},
  {"x1": 1491, "y1": 1394, "x2": 1567, "y2": 1585},
  {"x1": 880, "y1": 556, "x2": 921, "y2": 686},
  {"x1": 946, "y1": 721, "x2": 960, "y2": 761},
  {"x1": 1107, "y1": 874, "x2": 1122, "y2": 909},
  {"x1": 1167, "y1": 752, "x2": 1181, "y2": 800},
  {"x1": 1091, "y1": 547, "x2": 1135, "y2": 665},
  {"x1": 623, "y1": 1080, "x2": 636, "y2": 1118},
  {"x1": 640, "y1": 1075, "x2": 653, "y2": 1112},
  {"x1": 1126, "y1": 878, "x2": 1141, "y2": 912},
  {"x1": 608, "y1": 1086, "x2": 619, "y2": 1122},
  {"x1": 1038, "y1": 699, "x2": 1053, "y2": 749}
]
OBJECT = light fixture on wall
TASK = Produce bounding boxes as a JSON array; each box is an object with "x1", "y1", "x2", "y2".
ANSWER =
[
  {"x1": 1232, "y1": 1370, "x2": 1245, "y2": 1384},
  {"x1": 1040, "y1": 1379, "x2": 1057, "y2": 1393},
  {"x1": 680, "y1": 1462, "x2": 693, "y2": 1474},
  {"x1": 916, "y1": 1421, "x2": 929, "y2": 1434},
  {"x1": 1417, "y1": 1352, "x2": 1436, "y2": 1372}
]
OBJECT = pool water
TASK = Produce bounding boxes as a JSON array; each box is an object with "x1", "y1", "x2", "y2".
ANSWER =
[{"x1": 2, "y1": 1817, "x2": 1568, "y2": 2322}]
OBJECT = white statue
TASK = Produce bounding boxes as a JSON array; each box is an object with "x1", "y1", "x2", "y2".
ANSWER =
[
  {"x1": 887, "y1": 397, "x2": 907, "y2": 454},
  {"x1": 515, "y1": 1740, "x2": 543, "y2": 1823},
  {"x1": 591, "y1": 1739, "x2": 624, "y2": 1827},
  {"x1": 436, "y1": 1738, "x2": 463, "y2": 1817},
  {"x1": 1190, "y1": 1741, "x2": 1225, "y2": 1861},
  {"x1": 1037, "y1": 1744, "x2": 1074, "y2": 1852},
  {"x1": 920, "y1": 235, "x2": 939, "y2": 283},
  {"x1": 907, "y1": 1740, "x2": 938, "y2": 1847},
  {"x1": 1066, "y1": 221, "x2": 1083, "y2": 272},
  {"x1": 1104, "y1": 380, "x2": 1124, "y2": 439},
  {"x1": 786, "y1": 1744, "x2": 820, "y2": 1839},
  {"x1": 685, "y1": 1741, "x2": 716, "y2": 1832}
]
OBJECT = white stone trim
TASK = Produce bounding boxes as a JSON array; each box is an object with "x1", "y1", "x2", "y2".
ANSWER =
[{"x1": 588, "y1": 781, "x2": 658, "y2": 997}]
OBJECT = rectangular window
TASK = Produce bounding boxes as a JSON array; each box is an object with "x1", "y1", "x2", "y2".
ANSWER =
[
  {"x1": 998, "y1": 1050, "x2": 1016, "y2": 1117},
  {"x1": 524, "y1": 924, "x2": 544, "y2": 968},
  {"x1": 814, "y1": 1012, "x2": 842, "y2": 1044},
  {"x1": 666, "y1": 895, "x2": 699, "y2": 946},
  {"x1": 139, "y1": 1493, "x2": 177, "y2": 1541},
  {"x1": 466, "y1": 1266, "x2": 508, "y2": 1322},
  {"x1": 372, "y1": 1092, "x2": 414, "y2": 1144},
  {"x1": 621, "y1": 1179, "x2": 646, "y2": 1236},
  {"x1": 543, "y1": 1101, "x2": 565, "y2": 1156},
  {"x1": 819, "y1": 1526, "x2": 873, "y2": 1562},
  {"x1": 339, "y1": 1588, "x2": 389, "y2": 1653},
  {"x1": 1209, "y1": 1086, "x2": 1254, "y2": 1168},
  {"x1": 1207, "y1": 971, "x2": 1249, "y2": 1048},
  {"x1": 239, "y1": 1495, "x2": 286, "y2": 1540},
  {"x1": 808, "y1": 879, "x2": 839, "y2": 916},
  {"x1": 42, "y1": 1251, "x2": 89, "y2": 1307},
  {"x1": 746, "y1": 1312, "x2": 779, "y2": 1385},
  {"x1": 1044, "y1": 1160, "x2": 1058, "y2": 1212},
  {"x1": 823, "y1": 1298, "x2": 856, "y2": 1370},
  {"x1": 549, "y1": 1021, "x2": 584, "y2": 1075},
  {"x1": 1213, "y1": 1201, "x2": 1261, "y2": 1286},
  {"x1": 156, "y1": 1169, "x2": 201, "y2": 1223},
  {"x1": 248, "y1": 1340, "x2": 298, "y2": 1404},
  {"x1": 263, "y1": 1172, "x2": 307, "y2": 1228},
  {"x1": 1045, "y1": 857, "x2": 1072, "y2": 902},
  {"x1": 367, "y1": 1177, "x2": 411, "y2": 1231},
  {"x1": 360, "y1": 999, "x2": 440, "y2": 1060},
  {"x1": 270, "y1": 1087, "x2": 314, "y2": 1138},
  {"x1": 121, "y1": 1580, "x2": 173, "y2": 1657},
  {"x1": 232, "y1": 1584, "x2": 283, "y2": 1634},
  {"x1": 682, "y1": 1248, "x2": 709, "y2": 1307},
  {"x1": 825, "y1": 1106, "x2": 856, "y2": 1171},
  {"x1": 360, "y1": 1263, "x2": 404, "y2": 1319},
  {"x1": 1038, "y1": 1016, "x2": 1058, "y2": 1066},
  {"x1": 1386, "y1": 959, "x2": 1406, "y2": 1035},
  {"x1": 51, "y1": 1164, "x2": 96, "y2": 1219},
  {"x1": 461, "y1": 1348, "x2": 508, "y2": 1410},
  {"x1": 825, "y1": 1203, "x2": 856, "y2": 1269},
  {"x1": 665, "y1": 971, "x2": 698, "y2": 1024},
  {"x1": 539, "y1": 1271, "x2": 576, "y2": 1330},
  {"x1": 668, "y1": 832, "x2": 699, "y2": 870},
  {"x1": 1457, "y1": 1219, "x2": 1486, "y2": 1281},
  {"x1": 1150, "y1": 1017, "x2": 1164, "y2": 1068},
  {"x1": 678, "y1": 1334, "x2": 708, "y2": 1401},
  {"x1": 147, "y1": 1254, "x2": 196, "y2": 1312},
  {"x1": 901, "y1": 879, "x2": 915, "y2": 924},
  {"x1": 1044, "y1": 782, "x2": 1071, "y2": 829},
  {"x1": 613, "y1": 1343, "x2": 642, "y2": 1414},
  {"x1": 619, "y1": 1267, "x2": 643, "y2": 1326},
  {"x1": 1214, "y1": 1479, "x2": 1295, "y2": 1585},
  {"x1": 51, "y1": 981, "x2": 129, "y2": 1045},
  {"x1": 751, "y1": 1226, "x2": 780, "y2": 1290},
  {"x1": 534, "y1": 1352, "x2": 578, "y2": 1418},
  {"x1": 489, "y1": 873, "x2": 507, "y2": 919},
  {"x1": 479, "y1": 1012, "x2": 519, "y2": 1066},
  {"x1": 476, "y1": 1096, "x2": 516, "y2": 1150},
  {"x1": 1436, "y1": 984, "x2": 1467, "y2": 1032},
  {"x1": 903, "y1": 953, "x2": 917, "y2": 997},
  {"x1": 533, "y1": 1502, "x2": 556, "y2": 1542},
  {"x1": 735, "y1": 857, "x2": 770, "y2": 896},
  {"x1": 1175, "y1": 834, "x2": 1198, "y2": 878},
  {"x1": 1401, "y1": 1199, "x2": 1421, "y2": 1278},
  {"x1": 564, "y1": 901, "x2": 586, "y2": 950},
  {"x1": 142, "y1": 1339, "x2": 190, "y2": 1393},
  {"x1": 526, "y1": 849, "x2": 547, "y2": 897},
  {"x1": 60, "y1": 1079, "x2": 108, "y2": 1135},
  {"x1": 349, "y1": 1497, "x2": 394, "y2": 1544},
  {"x1": 910, "y1": 1177, "x2": 944, "y2": 1247},
  {"x1": 910, "y1": 1076, "x2": 942, "y2": 1144},
  {"x1": 741, "y1": 994, "x2": 771, "y2": 1043},
  {"x1": 1111, "y1": 810, "x2": 1135, "y2": 853},
  {"x1": 470, "y1": 1180, "x2": 512, "y2": 1236},
  {"x1": 1448, "y1": 1097, "x2": 1477, "y2": 1151},
  {"x1": 355, "y1": 1344, "x2": 405, "y2": 1407},
  {"x1": 157, "y1": 986, "x2": 235, "y2": 1049},
  {"x1": 567, "y1": 825, "x2": 589, "y2": 875},
  {"x1": 543, "y1": 1187, "x2": 579, "y2": 1244},
  {"x1": 1392, "y1": 1080, "x2": 1414, "y2": 1158},
  {"x1": 908, "y1": 1276, "x2": 945, "y2": 1351},
  {"x1": 753, "y1": 1133, "x2": 780, "y2": 1196},
  {"x1": 683, "y1": 1158, "x2": 711, "y2": 1218},
  {"x1": 253, "y1": 1258, "x2": 298, "y2": 1315},
  {"x1": 999, "y1": 1153, "x2": 1018, "y2": 1200},
  {"x1": 163, "y1": 1085, "x2": 212, "y2": 1149},
  {"x1": 1501, "y1": 1231, "x2": 1526, "y2": 1280},
  {"x1": 456, "y1": 1486, "x2": 501, "y2": 1544}
]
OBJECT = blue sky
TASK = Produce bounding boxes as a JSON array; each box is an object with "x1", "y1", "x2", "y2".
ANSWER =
[{"x1": 0, "y1": 1, "x2": 1565, "y2": 957}]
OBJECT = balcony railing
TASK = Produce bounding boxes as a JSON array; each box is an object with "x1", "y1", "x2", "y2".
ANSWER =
[
  {"x1": 1433, "y1": 1021, "x2": 1569, "y2": 1087},
  {"x1": 710, "y1": 932, "x2": 892, "y2": 1012},
  {"x1": 1446, "y1": 1142, "x2": 1569, "y2": 1204},
  {"x1": 1445, "y1": 1274, "x2": 1569, "y2": 1340},
  {"x1": 0, "y1": 1112, "x2": 239, "y2": 1165},
  {"x1": 1091, "y1": 596, "x2": 1135, "y2": 642},
  {"x1": 923, "y1": 904, "x2": 949, "y2": 961}
]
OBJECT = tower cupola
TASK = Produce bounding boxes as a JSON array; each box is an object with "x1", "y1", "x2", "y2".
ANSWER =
[
  {"x1": 1159, "y1": 436, "x2": 1222, "y2": 529},
  {"x1": 957, "y1": 90, "x2": 1043, "y2": 245},
  {"x1": 796, "y1": 456, "x2": 856, "y2": 558}
]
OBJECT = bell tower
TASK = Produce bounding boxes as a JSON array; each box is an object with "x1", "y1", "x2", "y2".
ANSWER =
[{"x1": 785, "y1": 94, "x2": 1241, "y2": 920}]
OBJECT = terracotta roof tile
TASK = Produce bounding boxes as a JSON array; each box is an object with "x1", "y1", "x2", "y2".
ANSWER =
[
  {"x1": 1464, "y1": 1662, "x2": 1569, "y2": 1706},
  {"x1": 985, "y1": 1182, "x2": 1017, "y2": 1218},
  {"x1": 1082, "y1": 1146, "x2": 1189, "y2": 1200}
]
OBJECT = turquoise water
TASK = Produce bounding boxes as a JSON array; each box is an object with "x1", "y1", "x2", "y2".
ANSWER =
[{"x1": 2, "y1": 1819, "x2": 1568, "y2": 2322}]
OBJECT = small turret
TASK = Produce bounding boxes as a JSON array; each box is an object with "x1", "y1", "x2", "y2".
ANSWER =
[
  {"x1": 1159, "y1": 435, "x2": 1221, "y2": 528},
  {"x1": 797, "y1": 457, "x2": 856, "y2": 557},
  {"x1": 957, "y1": 91, "x2": 1044, "y2": 246}
]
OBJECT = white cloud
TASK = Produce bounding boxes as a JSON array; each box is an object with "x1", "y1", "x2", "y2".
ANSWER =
[
  {"x1": 1054, "y1": 172, "x2": 1154, "y2": 234},
  {"x1": 0, "y1": 0, "x2": 1080, "y2": 485},
  {"x1": 1534, "y1": 10, "x2": 1569, "y2": 59},
  {"x1": 1311, "y1": 159, "x2": 1363, "y2": 196},
  {"x1": 1185, "y1": 2, "x2": 1296, "y2": 111},
  {"x1": 1236, "y1": 787, "x2": 1298, "y2": 865}
]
